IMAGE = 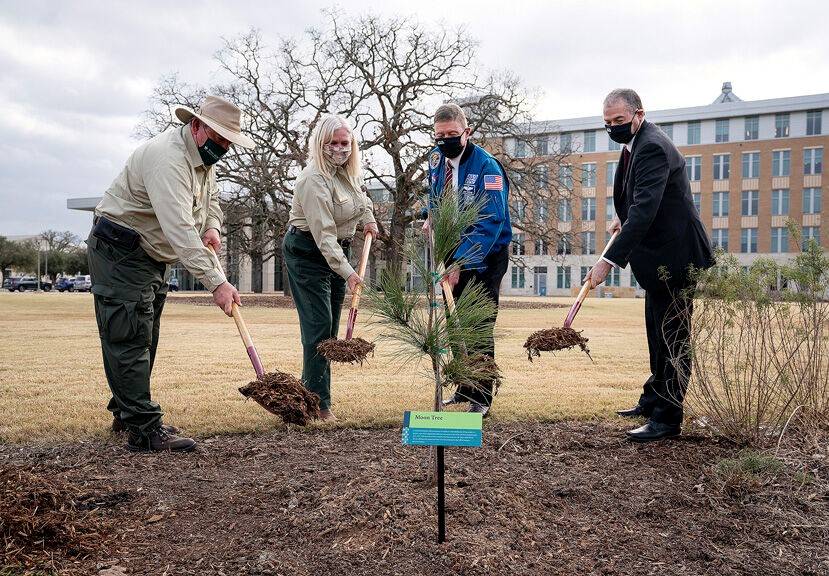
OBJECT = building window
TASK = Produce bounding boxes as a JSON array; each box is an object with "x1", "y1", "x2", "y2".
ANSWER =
[
  {"x1": 715, "y1": 118, "x2": 730, "y2": 142},
  {"x1": 556, "y1": 266, "x2": 571, "y2": 289},
  {"x1": 712, "y1": 228, "x2": 729, "y2": 251},
  {"x1": 713, "y1": 153, "x2": 730, "y2": 180},
  {"x1": 514, "y1": 140, "x2": 527, "y2": 158},
  {"x1": 513, "y1": 199, "x2": 526, "y2": 220},
  {"x1": 581, "y1": 163, "x2": 597, "y2": 187},
  {"x1": 605, "y1": 198, "x2": 615, "y2": 221},
  {"x1": 608, "y1": 134, "x2": 620, "y2": 151},
  {"x1": 659, "y1": 123, "x2": 673, "y2": 140},
  {"x1": 685, "y1": 156, "x2": 701, "y2": 181},
  {"x1": 771, "y1": 227, "x2": 789, "y2": 253},
  {"x1": 559, "y1": 165, "x2": 573, "y2": 190},
  {"x1": 775, "y1": 113, "x2": 790, "y2": 138},
  {"x1": 536, "y1": 137, "x2": 549, "y2": 156},
  {"x1": 535, "y1": 165, "x2": 549, "y2": 188},
  {"x1": 807, "y1": 110, "x2": 822, "y2": 136},
  {"x1": 713, "y1": 191, "x2": 729, "y2": 217},
  {"x1": 803, "y1": 188, "x2": 822, "y2": 214},
  {"x1": 535, "y1": 239, "x2": 548, "y2": 256},
  {"x1": 742, "y1": 190, "x2": 759, "y2": 216},
  {"x1": 581, "y1": 197, "x2": 596, "y2": 221},
  {"x1": 630, "y1": 272, "x2": 639, "y2": 288},
  {"x1": 580, "y1": 266, "x2": 590, "y2": 285},
  {"x1": 559, "y1": 133, "x2": 572, "y2": 153},
  {"x1": 687, "y1": 121, "x2": 701, "y2": 145},
  {"x1": 742, "y1": 152, "x2": 760, "y2": 178},
  {"x1": 557, "y1": 199, "x2": 572, "y2": 222},
  {"x1": 802, "y1": 227, "x2": 821, "y2": 250},
  {"x1": 771, "y1": 189, "x2": 789, "y2": 216},
  {"x1": 608, "y1": 267, "x2": 620, "y2": 287},
  {"x1": 511, "y1": 266, "x2": 525, "y2": 289},
  {"x1": 804, "y1": 148, "x2": 823, "y2": 175},
  {"x1": 744, "y1": 116, "x2": 759, "y2": 140},
  {"x1": 741, "y1": 228, "x2": 757, "y2": 253},
  {"x1": 584, "y1": 130, "x2": 596, "y2": 153},
  {"x1": 581, "y1": 231, "x2": 596, "y2": 255},
  {"x1": 606, "y1": 161, "x2": 618, "y2": 186},
  {"x1": 511, "y1": 233, "x2": 526, "y2": 255},
  {"x1": 535, "y1": 199, "x2": 547, "y2": 223},
  {"x1": 557, "y1": 234, "x2": 571, "y2": 255},
  {"x1": 692, "y1": 193, "x2": 701, "y2": 214},
  {"x1": 772, "y1": 150, "x2": 791, "y2": 177}
]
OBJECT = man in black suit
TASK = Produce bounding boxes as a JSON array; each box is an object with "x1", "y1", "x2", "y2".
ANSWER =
[{"x1": 584, "y1": 89, "x2": 714, "y2": 442}]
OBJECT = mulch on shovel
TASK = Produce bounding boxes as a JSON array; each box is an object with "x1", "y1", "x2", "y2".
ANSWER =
[
  {"x1": 524, "y1": 327, "x2": 591, "y2": 361},
  {"x1": 1, "y1": 467, "x2": 117, "y2": 571},
  {"x1": 317, "y1": 337, "x2": 375, "y2": 364},
  {"x1": 239, "y1": 372, "x2": 320, "y2": 426}
]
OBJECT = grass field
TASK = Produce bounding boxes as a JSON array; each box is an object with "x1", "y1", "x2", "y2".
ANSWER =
[{"x1": 0, "y1": 292, "x2": 649, "y2": 443}]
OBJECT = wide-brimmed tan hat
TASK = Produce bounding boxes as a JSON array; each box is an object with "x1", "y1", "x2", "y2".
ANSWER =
[{"x1": 175, "y1": 95, "x2": 255, "y2": 149}]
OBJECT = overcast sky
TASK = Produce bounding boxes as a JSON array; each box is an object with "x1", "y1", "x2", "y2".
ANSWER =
[{"x1": 2, "y1": 0, "x2": 828, "y2": 239}]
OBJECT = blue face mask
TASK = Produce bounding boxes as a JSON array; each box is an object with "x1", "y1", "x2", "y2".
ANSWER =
[{"x1": 198, "y1": 137, "x2": 228, "y2": 166}]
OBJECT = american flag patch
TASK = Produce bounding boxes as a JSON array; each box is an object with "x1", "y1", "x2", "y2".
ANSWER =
[{"x1": 483, "y1": 175, "x2": 503, "y2": 190}]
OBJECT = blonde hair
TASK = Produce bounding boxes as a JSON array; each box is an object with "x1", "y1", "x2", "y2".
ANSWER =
[{"x1": 309, "y1": 115, "x2": 362, "y2": 190}]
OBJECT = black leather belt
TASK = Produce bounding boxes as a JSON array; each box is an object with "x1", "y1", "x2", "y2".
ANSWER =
[{"x1": 288, "y1": 225, "x2": 351, "y2": 249}]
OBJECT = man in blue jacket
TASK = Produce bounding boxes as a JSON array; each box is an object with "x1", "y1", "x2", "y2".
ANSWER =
[{"x1": 424, "y1": 103, "x2": 512, "y2": 416}]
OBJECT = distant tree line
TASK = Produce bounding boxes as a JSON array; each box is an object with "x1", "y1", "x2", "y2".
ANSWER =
[{"x1": 0, "y1": 231, "x2": 88, "y2": 282}]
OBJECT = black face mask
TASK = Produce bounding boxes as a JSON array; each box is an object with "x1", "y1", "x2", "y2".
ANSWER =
[
  {"x1": 436, "y1": 135, "x2": 465, "y2": 158},
  {"x1": 606, "y1": 121, "x2": 635, "y2": 144},
  {"x1": 198, "y1": 137, "x2": 228, "y2": 166}
]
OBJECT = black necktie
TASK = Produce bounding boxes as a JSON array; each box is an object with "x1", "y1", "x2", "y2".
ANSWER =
[{"x1": 622, "y1": 148, "x2": 631, "y2": 175}]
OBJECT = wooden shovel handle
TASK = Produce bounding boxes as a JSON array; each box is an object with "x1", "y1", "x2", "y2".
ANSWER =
[
  {"x1": 563, "y1": 231, "x2": 619, "y2": 329},
  {"x1": 207, "y1": 245, "x2": 264, "y2": 378},
  {"x1": 349, "y1": 231, "x2": 373, "y2": 310}
]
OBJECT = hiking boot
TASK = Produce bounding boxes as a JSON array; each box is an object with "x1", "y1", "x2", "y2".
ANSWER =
[
  {"x1": 112, "y1": 416, "x2": 180, "y2": 435},
  {"x1": 126, "y1": 426, "x2": 196, "y2": 453}
]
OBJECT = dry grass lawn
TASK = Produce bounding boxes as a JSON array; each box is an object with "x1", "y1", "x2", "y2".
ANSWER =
[{"x1": 0, "y1": 292, "x2": 649, "y2": 443}]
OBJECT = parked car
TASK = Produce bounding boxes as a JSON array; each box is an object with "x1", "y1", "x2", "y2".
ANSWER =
[
  {"x1": 168, "y1": 277, "x2": 179, "y2": 291},
  {"x1": 73, "y1": 275, "x2": 92, "y2": 292},
  {"x1": 2, "y1": 277, "x2": 14, "y2": 290},
  {"x1": 7, "y1": 276, "x2": 52, "y2": 292},
  {"x1": 56, "y1": 277, "x2": 76, "y2": 292}
]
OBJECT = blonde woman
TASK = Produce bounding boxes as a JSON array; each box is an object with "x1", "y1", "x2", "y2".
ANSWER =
[{"x1": 283, "y1": 115, "x2": 378, "y2": 422}]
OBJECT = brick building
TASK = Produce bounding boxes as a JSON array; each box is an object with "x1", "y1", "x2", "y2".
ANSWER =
[{"x1": 501, "y1": 83, "x2": 828, "y2": 297}]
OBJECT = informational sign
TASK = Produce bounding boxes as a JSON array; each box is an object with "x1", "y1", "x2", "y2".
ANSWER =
[{"x1": 401, "y1": 411, "x2": 483, "y2": 447}]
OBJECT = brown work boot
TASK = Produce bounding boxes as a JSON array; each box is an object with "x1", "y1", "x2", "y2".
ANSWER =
[
  {"x1": 319, "y1": 409, "x2": 337, "y2": 423},
  {"x1": 126, "y1": 426, "x2": 196, "y2": 452},
  {"x1": 112, "y1": 416, "x2": 180, "y2": 435}
]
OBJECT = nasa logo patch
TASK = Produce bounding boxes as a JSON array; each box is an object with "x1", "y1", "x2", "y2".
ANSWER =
[{"x1": 429, "y1": 151, "x2": 441, "y2": 169}]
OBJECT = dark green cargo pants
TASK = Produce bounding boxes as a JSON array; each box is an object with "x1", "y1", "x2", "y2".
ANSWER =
[
  {"x1": 282, "y1": 231, "x2": 347, "y2": 410},
  {"x1": 87, "y1": 234, "x2": 169, "y2": 435}
]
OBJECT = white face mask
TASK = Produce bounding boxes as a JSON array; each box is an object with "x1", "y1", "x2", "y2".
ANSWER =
[{"x1": 323, "y1": 144, "x2": 351, "y2": 166}]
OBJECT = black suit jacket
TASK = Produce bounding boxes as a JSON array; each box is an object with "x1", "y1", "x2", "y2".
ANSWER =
[{"x1": 604, "y1": 120, "x2": 714, "y2": 291}]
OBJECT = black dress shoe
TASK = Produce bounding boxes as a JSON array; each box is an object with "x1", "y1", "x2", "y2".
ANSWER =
[
  {"x1": 467, "y1": 402, "x2": 490, "y2": 418},
  {"x1": 626, "y1": 420, "x2": 681, "y2": 442},
  {"x1": 616, "y1": 404, "x2": 651, "y2": 419},
  {"x1": 442, "y1": 393, "x2": 468, "y2": 407}
]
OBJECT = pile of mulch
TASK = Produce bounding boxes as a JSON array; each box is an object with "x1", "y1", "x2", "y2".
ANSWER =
[
  {"x1": 239, "y1": 371, "x2": 320, "y2": 425},
  {"x1": 169, "y1": 293, "x2": 566, "y2": 310},
  {"x1": 317, "y1": 337, "x2": 375, "y2": 364},
  {"x1": 524, "y1": 326, "x2": 591, "y2": 360},
  {"x1": 2, "y1": 422, "x2": 826, "y2": 575},
  {"x1": 0, "y1": 467, "x2": 124, "y2": 572}
]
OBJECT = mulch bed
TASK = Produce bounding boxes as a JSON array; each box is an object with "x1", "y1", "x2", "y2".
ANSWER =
[
  {"x1": 1, "y1": 422, "x2": 826, "y2": 575},
  {"x1": 238, "y1": 372, "x2": 320, "y2": 426},
  {"x1": 168, "y1": 294, "x2": 567, "y2": 310}
]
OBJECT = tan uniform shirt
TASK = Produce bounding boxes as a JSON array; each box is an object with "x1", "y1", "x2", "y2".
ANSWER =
[
  {"x1": 288, "y1": 164, "x2": 376, "y2": 280},
  {"x1": 95, "y1": 126, "x2": 227, "y2": 291}
]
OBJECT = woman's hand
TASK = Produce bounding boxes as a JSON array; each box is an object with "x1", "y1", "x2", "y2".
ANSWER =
[
  {"x1": 364, "y1": 222, "x2": 379, "y2": 238},
  {"x1": 347, "y1": 273, "x2": 363, "y2": 293}
]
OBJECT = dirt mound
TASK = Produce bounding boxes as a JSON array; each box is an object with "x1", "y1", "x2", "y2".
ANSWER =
[
  {"x1": 317, "y1": 337, "x2": 375, "y2": 364},
  {"x1": 239, "y1": 371, "x2": 320, "y2": 425},
  {"x1": 524, "y1": 326, "x2": 591, "y2": 360},
  {"x1": 1, "y1": 467, "x2": 122, "y2": 571}
]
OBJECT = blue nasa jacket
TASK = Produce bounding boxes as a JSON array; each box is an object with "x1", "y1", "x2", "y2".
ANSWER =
[{"x1": 427, "y1": 143, "x2": 512, "y2": 271}]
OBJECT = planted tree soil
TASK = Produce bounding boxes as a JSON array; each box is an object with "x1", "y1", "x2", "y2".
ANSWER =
[
  {"x1": 2, "y1": 422, "x2": 826, "y2": 575},
  {"x1": 169, "y1": 294, "x2": 567, "y2": 310},
  {"x1": 238, "y1": 372, "x2": 320, "y2": 425},
  {"x1": 524, "y1": 327, "x2": 591, "y2": 360},
  {"x1": 317, "y1": 337, "x2": 375, "y2": 364}
]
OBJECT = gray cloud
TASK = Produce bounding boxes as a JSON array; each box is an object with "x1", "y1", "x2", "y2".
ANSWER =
[{"x1": 1, "y1": 0, "x2": 827, "y2": 239}]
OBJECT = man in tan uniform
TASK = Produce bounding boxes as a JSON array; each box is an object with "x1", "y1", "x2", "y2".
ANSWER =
[{"x1": 89, "y1": 96, "x2": 254, "y2": 452}]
